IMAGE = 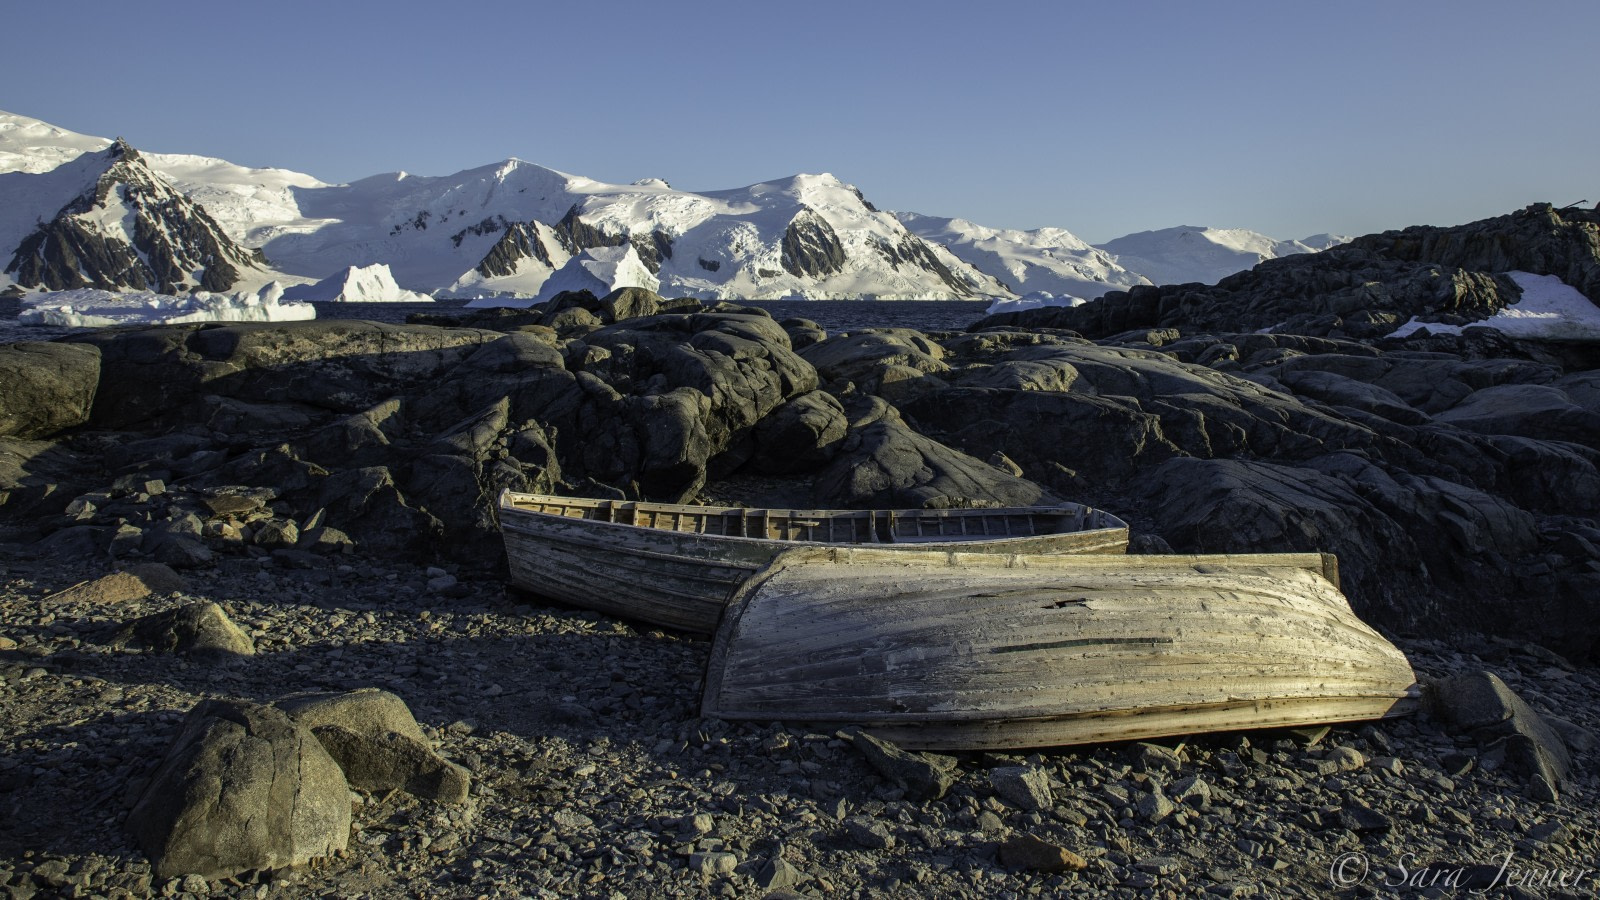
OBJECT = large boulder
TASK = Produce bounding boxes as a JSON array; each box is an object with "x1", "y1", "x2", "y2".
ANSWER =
[
  {"x1": 63, "y1": 320, "x2": 500, "y2": 429},
  {"x1": 750, "y1": 391, "x2": 849, "y2": 475},
  {"x1": 814, "y1": 396, "x2": 1053, "y2": 509},
  {"x1": 116, "y1": 602, "x2": 256, "y2": 658},
  {"x1": 126, "y1": 700, "x2": 350, "y2": 880},
  {"x1": 317, "y1": 466, "x2": 441, "y2": 554},
  {"x1": 277, "y1": 688, "x2": 471, "y2": 804},
  {"x1": 1431, "y1": 671, "x2": 1575, "y2": 799},
  {"x1": 0, "y1": 341, "x2": 101, "y2": 439}
]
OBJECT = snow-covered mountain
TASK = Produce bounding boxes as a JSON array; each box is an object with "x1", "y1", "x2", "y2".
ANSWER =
[
  {"x1": 1093, "y1": 226, "x2": 1351, "y2": 288},
  {"x1": 1, "y1": 138, "x2": 273, "y2": 295},
  {"x1": 894, "y1": 212, "x2": 1150, "y2": 299},
  {"x1": 0, "y1": 110, "x2": 1347, "y2": 300}
]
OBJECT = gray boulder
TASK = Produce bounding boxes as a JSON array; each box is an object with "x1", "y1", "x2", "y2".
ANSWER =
[
  {"x1": 750, "y1": 391, "x2": 849, "y2": 475},
  {"x1": 118, "y1": 602, "x2": 255, "y2": 658},
  {"x1": 278, "y1": 688, "x2": 471, "y2": 804},
  {"x1": 598, "y1": 286, "x2": 663, "y2": 322},
  {"x1": 127, "y1": 700, "x2": 350, "y2": 880},
  {"x1": 848, "y1": 730, "x2": 958, "y2": 801},
  {"x1": 814, "y1": 396, "x2": 1053, "y2": 509},
  {"x1": 0, "y1": 341, "x2": 101, "y2": 439},
  {"x1": 1431, "y1": 671, "x2": 1574, "y2": 798}
]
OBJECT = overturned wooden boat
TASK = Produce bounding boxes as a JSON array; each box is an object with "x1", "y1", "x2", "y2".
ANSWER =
[
  {"x1": 703, "y1": 547, "x2": 1419, "y2": 750},
  {"x1": 498, "y1": 490, "x2": 1128, "y2": 632}
]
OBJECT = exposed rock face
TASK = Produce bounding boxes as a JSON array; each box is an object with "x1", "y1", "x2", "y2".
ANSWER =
[
  {"x1": 873, "y1": 232, "x2": 981, "y2": 297},
  {"x1": 61, "y1": 320, "x2": 502, "y2": 430},
  {"x1": 975, "y1": 252, "x2": 1518, "y2": 340},
  {"x1": 781, "y1": 207, "x2": 846, "y2": 278},
  {"x1": 552, "y1": 204, "x2": 629, "y2": 256},
  {"x1": 0, "y1": 341, "x2": 100, "y2": 439},
  {"x1": 126, "y1": 700, "x2": 350, "y2": 880},
  {"x1": 475, "y1": 221, "x2": 557, "y2": 277},
  {"x1": 975, "y1": 205, "x2": 1600, "y2": 341},
  {"x1": 6, "y1": 140, "x2": 266, "y2": 294},
  {"x1": 1349, "y1": 203, "x2": 1600, "y2": 304}
]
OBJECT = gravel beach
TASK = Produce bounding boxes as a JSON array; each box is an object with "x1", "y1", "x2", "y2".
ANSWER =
[{"x1": 3, "y1": 547, "x2": 1595, "y2": 900}]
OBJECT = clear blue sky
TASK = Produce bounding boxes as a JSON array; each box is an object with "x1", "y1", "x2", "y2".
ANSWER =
[{"x1": 6, "y1": 0, "x2": 1595, "y2": 242}]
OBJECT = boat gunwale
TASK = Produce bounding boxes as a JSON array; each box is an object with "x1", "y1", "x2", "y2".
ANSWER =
[{"x1": 498, "y1": 490, "x2": 1130, "y2": 552}]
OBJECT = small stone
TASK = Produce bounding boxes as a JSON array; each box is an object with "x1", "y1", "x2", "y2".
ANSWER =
[
  {"x1": 689, "y1": 851, "x2": 738, "y2": 876},
  {"x1": 848, "y1": 730, "x2": 957, "y2": 801},
  {"x1": 990, "y1": 765, "x2": 1053, "y2": 811},
  {"x1": 1171, "y1": 775, "x2": 1211, "y2": 808},
  {"x1": 1132, "y1": 742, "x2": 1183, "y2": 773},
  {"x1": 998, "y1": 833, "x2": 1088, "y2": 873},
  {"x1": 1528, "y1": 821, "x2": 1570, "y2": 845},
  {"x1": 756, "y1": 857, "x2": 805, "y2": 890},
  {"x1": 1326, "y1": 746, "x2": 1366, "y2": 771},
  {"x1": 1137, "y1": 856, "x2": 1180, "y2": 875},
  {"x1": 1340, "y1": 801, "x2": 1393, "y2": 834},
  {"x1": 427, "y1": 574, "x2": 458, "y2": 593},
  {"x1": 1370, "y1": 756, "x2": 1404, "y2": 776},
  {"x1": 843, "y1": 817, "x2": 895, "y2": 850},
  {"x1": 1137, "y1": 787, "x2": 1178, "y2": 824}
]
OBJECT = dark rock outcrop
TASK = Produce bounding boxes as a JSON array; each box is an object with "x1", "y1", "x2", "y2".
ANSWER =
[
  {"x1": 0, "y1": 341, "x2": 100, "y2": 439},
  {"x1": 61, "y1": 320, "x2": 502, "y2": 429},
  {"x1": 814, "y1": 396, "x2": 1053, "y2": 509},
  {"x1": 474, "y1": 221, "x2": 557, "y2": 277},
  {"x1": 781, "y1": 207, "x2": 846, "y2": 278},
  {"x1": 1349, "y1": 202, "x2": 1600, "y2": 304}
]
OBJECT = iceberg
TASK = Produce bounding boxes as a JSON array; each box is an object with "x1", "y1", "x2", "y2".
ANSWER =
[
  {"x1": 19, "y1": 283, "x2": 315, "y2": 327},
  {"x1": 281, "y1": 264, "x2": 434, "y2": 303},
  {"x1": 467, "y1": 245, "x2": 659, "y2": 309}
]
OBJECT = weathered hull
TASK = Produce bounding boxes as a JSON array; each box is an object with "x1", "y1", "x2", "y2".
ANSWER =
[
  {"x1": 499, "y1": 492, "x2": 1128, "y2": 633},
  {"x1": 703, "y1": 548, "x2": 1419, "y2": 749}
]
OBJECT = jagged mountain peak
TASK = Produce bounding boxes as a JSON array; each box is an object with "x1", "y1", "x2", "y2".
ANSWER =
[{"x1": 3, "y1": 135, "x2": 267, "y2": 295}]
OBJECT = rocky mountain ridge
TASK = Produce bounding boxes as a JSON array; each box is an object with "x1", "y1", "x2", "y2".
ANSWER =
[
  {"x1": 0, "y1": 110, "x2": 1336, "y2": 301},
  {"x1": 3, "y1": 140, "x2": 268, "y2": 295}
]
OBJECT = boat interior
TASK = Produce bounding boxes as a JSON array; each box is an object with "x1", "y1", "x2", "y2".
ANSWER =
[{"x1": 503, "y1": 494, "x2": 1120, "y2": 544}]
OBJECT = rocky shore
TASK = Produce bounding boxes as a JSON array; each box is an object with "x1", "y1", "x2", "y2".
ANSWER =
[
  {"x1": 2, "y1": 551, "x2": 1595, "y2": 900},
  {"x1": 2, "y1": 202, "x2": 1599, "y2": 897}
]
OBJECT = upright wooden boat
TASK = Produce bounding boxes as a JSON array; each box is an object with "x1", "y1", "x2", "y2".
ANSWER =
[
  {"x1": 498, "y1": 490, "x2": 1128, "y2": 633},
  {"x1": 703, "y1": 547, "x2": 1419, "y2": 749}
]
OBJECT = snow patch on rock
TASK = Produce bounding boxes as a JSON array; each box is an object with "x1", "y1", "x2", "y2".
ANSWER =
[{"x1": 1391, "y1": 272, "x2": 1600, "y2": 341}]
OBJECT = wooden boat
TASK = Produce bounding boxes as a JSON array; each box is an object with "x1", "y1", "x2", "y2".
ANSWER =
[
  {"x1": 703, "y1": 547, "x2": 1419, "y2": 750},
  {"x1": 497, "y1": 490, "x2": 1128, "y2": 633}
]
